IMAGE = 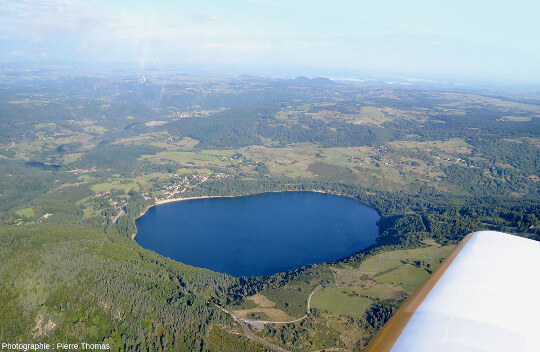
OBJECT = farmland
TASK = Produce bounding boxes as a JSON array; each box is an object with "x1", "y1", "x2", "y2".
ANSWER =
[{"x1": 0, "y1": 69, "x2": 538, "y2": 351}]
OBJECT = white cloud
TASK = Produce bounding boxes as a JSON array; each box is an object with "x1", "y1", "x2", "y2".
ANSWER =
[
  {"x1": 0, "y1": 0, "x2": 537, "y2": 82},
  {"x1": 243, "y1": 0, "x2": 289, "y2": 7},
  {"x1": 0, "y1": 0, "x2": 109, "y2": 37},
  {"x1": 9, "y1": 50, "x2": 24, "y2": 57},
  {"x1": 190, "y1": 12, "x2": 220, "y2": 24},
  {"x1": 201, "y1": 42, "x2": 272, "y2": 50}
]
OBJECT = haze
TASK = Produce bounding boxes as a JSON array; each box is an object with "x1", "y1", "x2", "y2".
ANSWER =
[{"x1": 1, "y1": 0, "x2": 539, "y2": 83}]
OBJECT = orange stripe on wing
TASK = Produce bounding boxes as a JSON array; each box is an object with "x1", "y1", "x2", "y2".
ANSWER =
[{"x1": 364, "y1": 232, "x2": 475, "y2": 352}]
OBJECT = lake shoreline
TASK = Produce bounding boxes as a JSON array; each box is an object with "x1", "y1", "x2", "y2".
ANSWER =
[
  {"x1": 132, "y1": 195, "x2": 246, "y2": 240},
  {"x1": 131, "y1": 190, "x2": 368, "y2": 241},
  {"x1": 133, "y1": 190, "x2": 380, "y2": 276}
]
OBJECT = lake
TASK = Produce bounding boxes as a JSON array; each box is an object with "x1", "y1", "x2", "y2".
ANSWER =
[{"x1": 135, "y1": 191, "x2": 380, "y2": 277}]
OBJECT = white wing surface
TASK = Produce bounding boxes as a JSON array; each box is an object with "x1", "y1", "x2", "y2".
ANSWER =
[{"x1": 366, "y1": 231, "x2": 540, "y2": 352}]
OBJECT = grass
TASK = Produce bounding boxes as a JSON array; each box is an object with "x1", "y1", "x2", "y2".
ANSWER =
[
  {"x1": 357, "y1": 240, "x2": 455, "y2": 272},
  {"x1": 240, "y1": 143, "x2": 453, "y2": 192},
  {"x1": 132, "y1": 172, "x2": 171, "y2": 186},
  {"x1": 234, "y1": 308, "x2": 292, "y2": 322},
  {"x1": 357, "y1": 256, "x2": 402, "y2": 272},
  {"x1": 12, "y1": 129, "x2": 96, "y2": 160},
  {"x1": 374, "y1": 265, "x2": 430, "y2": 293},
  {"x1": 77, "y1": 175, "x2": 97, "y2": 182},
  {"x1": 207, "y1": 326, "x2": 274, "y2": 352},
  {"x1": 145, "y1": 150, "x2": 238, "y2": 167},
  {"x1": 82, "y1": 206, "x2": 101, "y2": 219},
  {"x1": 287, "y1": 269, "x2": 334, "y2": 286},
  {"x1": 176, "y1": 168, "x2": 214, "y2": 175},
  {"x1": 389, "y1": 138, "x2": 472, "y2": 155},
  {"x1": 229, "y1": 294, "x2": 294, "y2": 322},
  {"x1": 15, "y1": 207, "x2": 35, "y2": 218},
  {"x1": 358, "y1": 285, "x2": 402, "y2": 300},
  {"x1": 262, "y1": 286, "x2": 312, "y2": 318},
  {"x1": 311, "y1": 286, "x2": 373, "y2": 318},
  {"x1": 269, "y1": 164, "x2": 312, "y2": 178},
  {"x1": 245, "y1": 311, "x2": 272, "y2": 321},
  {"x1": 42, "y1": 184, "x2": 94, "y2": 203},
  {"x1": 228, "y1": 298, "x2": 258, "y2": 310},
  {"x1": 91, "y1": 181, "x2": 139, "y2": 193},
  {"x1": 61, "y1": 152, "x2": 85, "y2": 163},
  {"x1": 347, "y1": 106, "x2": 393, "y2": 126},
  {"x1": 499, "y1": 116, "x2": 533, "y2": 122},
  {"x1": 233, "y1": 269, "x2": 334, "y2": 320}
]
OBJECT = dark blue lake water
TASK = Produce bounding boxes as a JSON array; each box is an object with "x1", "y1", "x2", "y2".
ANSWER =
[{"x1": 135, "y1": 191, "x2": 380, "y2": 277}]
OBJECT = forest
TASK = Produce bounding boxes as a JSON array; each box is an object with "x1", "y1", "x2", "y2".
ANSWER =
[{"x1": 0, "y1": 69, "x2": 538, "y2": 351}]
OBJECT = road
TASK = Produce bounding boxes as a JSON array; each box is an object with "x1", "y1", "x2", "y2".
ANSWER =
[
  {"x1": 236, "y1": 319, "x2": 287, "y2": 352},
  {"x1": 217, "y1": 277, "x2": 348, "y2": 351},
  {"x1": 112, "y1": 209, "x2": 125, "y2": 224},
  {"x1": 358, "y1": 255, "x2": 390, "y2": 274},
  {"x1": 331, "y1": 270, "x2": 339, "y2": 287},
  {"x1": 216, "y1": 284, "x2": 323, "y2": 350},
  {"x1": 236, "y1": 285, "x2": 322, "y2": 327},
  {"x1": 228, "y1": 250, "x2": 453, "y2": 351},
  {"x1": 217, "y1": 305, "x2": 287, "y2": 351}
]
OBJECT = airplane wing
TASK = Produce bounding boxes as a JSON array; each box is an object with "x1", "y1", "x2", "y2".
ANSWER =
[{"x1": 365, "y1": 231, "x2": 540, "y2": 352}]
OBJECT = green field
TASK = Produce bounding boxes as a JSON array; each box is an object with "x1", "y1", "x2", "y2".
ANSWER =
[
  {"x1": 91, "y1": 181, "x2": 139, "y2": 193},
  {"x1": 500, "y1": 115, "x2": 533, "y2": 122},
  {"x1": 42, "y1": 184, "x2": 94, "y2": 203},
  {"x1": 375, "y1": 265, "x2": 430, "y2": 293},
  {"x1": 269, "y1": 163, "x2": 313, "y2": 178},
  {"x1": 1, "y1": 70, "x2": 538, "y2": 352},
  {"x1": 358, "y1": 284, "x2": 402, "y2": 300},
  {"x1": 15, "y1": 207, "x2": 35, "y2": 218},
  {"x1": 357, "y1": 240, "x2": 455, "y2": 272},
  {"x1": 261, "y1": 286, "x2": 313, "y2": 318},
  {"x1": 311, "y1": 286, "x2": 373, "y2": 318}
]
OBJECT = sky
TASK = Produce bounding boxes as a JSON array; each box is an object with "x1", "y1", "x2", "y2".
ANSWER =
[{"x1": 1, "y1": 0, "x2": 539, "y2": 82}]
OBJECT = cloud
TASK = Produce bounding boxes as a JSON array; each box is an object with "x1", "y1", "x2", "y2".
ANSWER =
[
  {"x1": 190, "y1": 12, "x2": 220, "y2": 24},
  {"x1": 9, "y1": 50, "x2": 24, "y2": 57},
  {"x1": 243, "y1": 0, "x2": 288, "y2": 7},
  {"x1": 0, "y1": 0, "x2": 109, "y2": 37},
  {"x1": 201, "y1": 42, "x2": 272, "y2": 50},
  {"x1": 0, "y1": 0, "x2": 536, "y2": 82}
]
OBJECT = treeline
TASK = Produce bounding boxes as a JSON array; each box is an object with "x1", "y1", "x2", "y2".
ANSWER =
[
  {"x1": 0, "y1": 159, "x2": 66, "y2": 213},
  {"x1": 179, "y1": 176, "x2": 538, "y2": 234},
  {"x1": 114, "y1": 191, "x2": 155, "y2": 237},
  {"x1": 258, "y1": 116, "x2": 396, "y2": 147},
  {"x1": 160, "y1": 97, "x2": 540, "y2": 151},
  {"x1": 0, "y1": 225, "x2": 236, "y2": 351},
  {"x1": 261, "y1": 310, "x2": 341, "y2": 351},
  {"x1": 469, "y1": 139, "x2": 539, "y2": 175},
  {"x1": 165, "y1": 105, "x2": 397, "y2": 149},
  {"x1": 185, "y1": 177, "x2": 539, "y2": 305},
  {"x1": 76, "y1": 145, "x2": 162, "y2": 176}
]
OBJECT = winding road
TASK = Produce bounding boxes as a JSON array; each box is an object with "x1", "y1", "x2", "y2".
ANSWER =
[
  {"x1": 237, "y1": 285, "x2": 322, "y2": 327},
  {"x1": 217, "y1": 269, "x2": 350, "y2": 351},
  {"x1": 236, "y1": 319, "x2": 286, "y2": 352},
  {"x1": 225, "y1": 247, "x2": 454, "y2": 350},
  {"x1": 216, "y1": 283, "x2": 325, "y2": 351}
]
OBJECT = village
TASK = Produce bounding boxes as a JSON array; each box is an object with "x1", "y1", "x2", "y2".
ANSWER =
[
  {"x1": 155, "y1": 172, "x2": 231, "y2": 202},
  {"x1": 89, "y1": 172, "x2": 232, "y2": 225}
]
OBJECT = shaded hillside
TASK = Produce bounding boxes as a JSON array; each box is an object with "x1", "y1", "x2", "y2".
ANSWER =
[{"x1": 0, "y1": 225, "x2": 235, "y2": 351}]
